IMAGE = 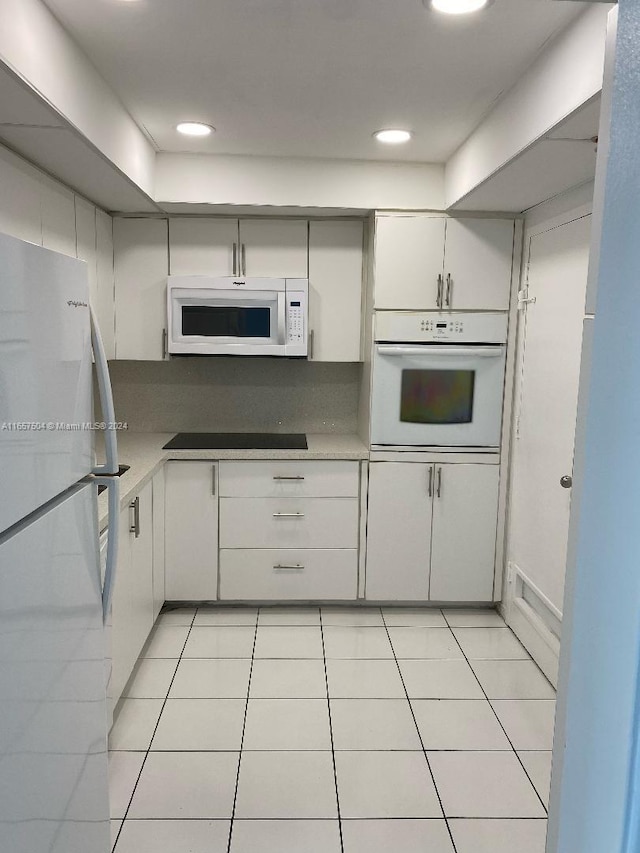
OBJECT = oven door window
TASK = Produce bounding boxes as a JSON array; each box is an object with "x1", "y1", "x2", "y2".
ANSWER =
[
  {"x1": 400, "y1": 369, "x2": 475, "y2": 425},
  {"x1": 181, "y1": 305, "x2": 271, "y2": 338}
]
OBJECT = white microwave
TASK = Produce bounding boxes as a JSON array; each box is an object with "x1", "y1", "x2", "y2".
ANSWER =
[{"x1": 167, "y1": 276, "x2": 308, "y2": 356}]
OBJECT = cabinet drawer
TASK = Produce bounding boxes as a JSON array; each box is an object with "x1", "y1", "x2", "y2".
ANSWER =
[
  {"x1": 218, "y1": 461, "x2": 360, "y2": 498},
  {"x1": 220, "y1": 497, "x2": 359, "y2": 549},
  {"x1": 220, "y1": 549, "x2": 358, "y2": 600}
]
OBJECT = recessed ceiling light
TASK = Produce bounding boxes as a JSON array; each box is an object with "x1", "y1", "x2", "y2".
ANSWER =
[
  {"x1": 428, "y1": 0, "x2": 491, "y2": 14},
  {"x1": 176, "y1": 122, "x2": 215, "y2": 137},
  {"x1": 374, "y1": 129, "x2": 413, "y2": 144}
]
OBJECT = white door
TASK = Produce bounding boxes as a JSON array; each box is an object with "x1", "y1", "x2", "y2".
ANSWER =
[
  {"x1": 508, "y1": 215, "x2": 591, "y2": 615},
  {"x1": 113, "y1": 218, "x2": 168, "y2": 360},
  {"x1": 430, "y1": 463, "x2": 499, "y2": 602},
  {"x1": 165, "y1": 461, "x2": 219, "y2": 600},
  {"x1": 169, "y1": 217, "x2": 239, "y2": 276},
  {"x1": 365, "y1": 462, "x2": 433, "y2": 600},
  {"x1": 308, "y1": 220, "x2": 363, "y2": 361},
  {"x1": 239, "y1": 219, "x2": 308, "y2": 278},
  {"x1": 443, "y1": 218, "x2": 514, "y2": 311},
  {"x1": 374, "y1": 216, "x2": 446, "y2": 310}
]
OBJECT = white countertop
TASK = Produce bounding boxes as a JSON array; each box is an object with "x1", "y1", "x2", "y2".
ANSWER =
[{"x1": 97, "y1": 431, "x2": 369, "y2": 530}]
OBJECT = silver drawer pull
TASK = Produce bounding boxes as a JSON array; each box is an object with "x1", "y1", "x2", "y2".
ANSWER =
[
  {"x1": 273, "y1": 564, "x2": 305, "y2": 571},
  {"x1": 272, "y1": 512, "x2": 305, "y2": 518},
  {"x1": 273, "y1": 476, "x2": 305, "y2": 481}
]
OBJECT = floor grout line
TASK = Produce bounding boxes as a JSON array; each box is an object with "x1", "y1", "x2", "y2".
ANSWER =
[
  {"x1": 111, "y1": 606, "x2": 198, "y2": 852},
  {"x1": 319, "y1": 607, "x2": 345, "y2": 853},
  {"x1": 380, "y1": 608, "x2": 459, "y2": 853},
  {"x1": 445, "y1": 621, "x2": 551, "y2": 817},
  {"x1": 226, "y1": 611, "x2": 260, "y2": 853}
]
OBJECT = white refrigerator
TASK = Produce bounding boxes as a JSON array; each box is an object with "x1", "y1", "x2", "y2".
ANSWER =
[{"x1": 0, "y1": 232, "x2": 120, "y2": 853}]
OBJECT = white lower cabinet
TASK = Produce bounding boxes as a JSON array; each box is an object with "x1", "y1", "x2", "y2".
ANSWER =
[
  {"x1": 365, "y1": 461, "x2": 499, "y2": 602},
  {"x1": 109, "y1": 480, "x2": 154, "y2": 711},
  {"x1": 220, "y1": 549, "x2": 358, "y2": 600},
  {"x1": 152, "y1": 468, "x2": 166, "y2": 621},
  {"x1": 164, "y1": 461, "x2": 219, "y2": 600}
]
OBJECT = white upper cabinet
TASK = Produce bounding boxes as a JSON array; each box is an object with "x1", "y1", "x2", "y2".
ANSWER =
[
  {"x1": 114, "y1": 218, "x2": 169, "y2": 360},
  {"x1": 169, "y1": 217, "x2": 239, "y2": 276},
  {"x1": 429, "y1": 463, "x2": 499, "y2": 602},
  {"x1": 238, "y1": 219, "x2": 308, "y2": 278},
  {"x1": 0, "y1": 146, "x2": 42, "y2": 245},
  {"x1": 74, "y1": 197, "x2": 98, "y2": 308},
  {"x1": 373, "y1": 214, "x2": 514, "y2": 311},
  {"x1": 95, "y1": 210, "x2": 115, "y2": 360},
  {"x1": 443, "y1": 218, "x2": 514, "y2": 312},
  {"x1": 308, "y1": 220, "x2": 363, "y2": 361},
  {"x1": 41, "y1": 178, "x2": 76, "y2": 257},
  {"x1": 374, "y1": 215, "x2": 446, "y2": 310}
]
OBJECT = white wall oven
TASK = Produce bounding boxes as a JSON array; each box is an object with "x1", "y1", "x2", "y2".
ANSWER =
[
  {"x1": 371, "y1": 312, "x2": 508, "y2": 450},
  {"x1": 167, "y1": 276, "x2": 308, "y2": 356}
]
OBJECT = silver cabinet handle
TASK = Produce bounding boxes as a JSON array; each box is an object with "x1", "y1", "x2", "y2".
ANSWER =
[
  {"x1": 436, "y1": 467, "x2": 442, "y2": 499},
  {"x1": 272, "y1": 512, "x2": 305, "y2": 518},
  {"x1": 273, "y1": 564, "x2": 305, "y2": 571},
  {"x1": 273, "y1": 476, "x2": 305, "y2": 481},
  {"x1": 427, "y1": 466, "x2": 433, "y2": 497},
  {"x1": 309, "y1": 329, "x2": 315, "y2": 359},
  {"x1": 212, "y1": 465, "x2": 216, "y2": 496},
  {"x1": 162, "y1": 327, "x2": 168, "y2": 360},
  {"x1": 130, "y1": 496, "x2": 140, "y2": 538},
  {"x1": 560, "y1": 475, "x2": 573, "y2": 489},
  {"x1": 436, "y1": 274, "x2": 443, "y2": 309},
  {"x1": 445, "y1": 273, "x2": 452, "y2": 308},
  {"x1": 241, "y1": 243, "x2": 247, "y2": 276},
  {"x1": 232, "y1": 242, "x2": 238, "y2": 275}
]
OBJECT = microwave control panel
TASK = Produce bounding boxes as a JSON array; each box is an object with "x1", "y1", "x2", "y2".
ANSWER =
[{"x1": 286, "y1": 292, "x2": 307, "y2": 345}]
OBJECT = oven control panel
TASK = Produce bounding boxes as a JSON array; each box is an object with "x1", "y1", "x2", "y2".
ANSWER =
[{"x1": 375, "y1": 311, "x2": 508, "y2": 344}]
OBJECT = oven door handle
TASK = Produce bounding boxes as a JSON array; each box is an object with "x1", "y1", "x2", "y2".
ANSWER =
[{"x1": 376, "y1": 345, "x2": 504, "y2": 358}]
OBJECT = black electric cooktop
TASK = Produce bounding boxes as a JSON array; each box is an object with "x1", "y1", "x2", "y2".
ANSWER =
[{"x1": 163, "y1": 432, "x2": 308, "y2": 451}]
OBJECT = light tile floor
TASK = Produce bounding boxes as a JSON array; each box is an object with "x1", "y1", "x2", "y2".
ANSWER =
[{"x1": 109, "y1": 605, "x2": 555, "y2": 853}]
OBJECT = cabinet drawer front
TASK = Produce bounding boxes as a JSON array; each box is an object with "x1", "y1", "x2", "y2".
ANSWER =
[
  {"x1": 219, "y1": 461, "x2": 360, "y2": 498},
  {"x1": 220, "y1": 549, "x2": 358, "y2": 600},
  {"x1": 220, "y1": 498, "x2": 359, "y2": 549}
]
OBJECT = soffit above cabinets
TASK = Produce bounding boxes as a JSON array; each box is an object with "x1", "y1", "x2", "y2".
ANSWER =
[
  {"x1": 450, "y1": 96, "x2": 601, "y2": 213},
  {"x1": 0, "y1": 64, "x2": 159, "y2": 213},
  {"x1": 41, "y1": 0, "x2": 585, "y2": 163}
]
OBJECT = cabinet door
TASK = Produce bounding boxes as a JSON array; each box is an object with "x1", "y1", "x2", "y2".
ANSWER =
[
  {"x1": 75, "y1": 198, "x2": 98, "y2": 311},
  {"x1": 374, "y1": 216, "x2": 445, "y2": 310},
  {"x1": 165, "y1": 462, "x2": 219, "y2": 600},
  {"x1": 41, "y1": 178, "x2": 76, "y2": 257},
  {"x1": 443, "y1": 218, "x2": 514, "y2": 311},
  {"x1": 130, "y1": 481, "x2": 155, "y2": 638},
  {"x1": 0, "y1": 146, "x2": 42, "y2": 244},
  {"x1": 239, "y1": 219, "x2": 308, "y2": 278},
  {"x1": 113, "y1": 218, "x2": 168, "y2": 360},
  {"x1": 152, "y1": 469, "x2": 166, "y2": 622},
  {"x1": 169, "y1": 217, "x2": 239, "y2": 276},
  {"x1": 308, "y1": 220, "x2": 363, "y2": 361},
  {"x1": 365, "y1": 462, "x2": 433, "y2": 601},
  {"x1": 429, "y1": 464, "x2": 499, "y2": 602},
  {"x1": 96, "y1": 210, "x2": 115, "y2": 360}
]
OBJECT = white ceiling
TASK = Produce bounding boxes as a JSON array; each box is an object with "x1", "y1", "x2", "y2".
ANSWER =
[{"x1": 42, "y1": 0, "x2": 587, "y2": 164}]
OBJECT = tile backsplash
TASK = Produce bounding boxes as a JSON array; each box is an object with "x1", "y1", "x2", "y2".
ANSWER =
[{"x1": 104, "y1": 359, "x2": 362, "y2": 433}]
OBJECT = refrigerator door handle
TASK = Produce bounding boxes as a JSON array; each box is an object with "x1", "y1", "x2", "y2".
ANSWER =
[
  {"x1": 95, "y1": 476, "x2": 120, "y2": 624},
  {"x1": 90, "y1": 304, "x2": 119, "y2": 476}
]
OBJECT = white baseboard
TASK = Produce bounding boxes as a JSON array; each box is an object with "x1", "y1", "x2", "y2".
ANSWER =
[{"x1": 501, "y1": 563, "x2": 561, "y2": 687}]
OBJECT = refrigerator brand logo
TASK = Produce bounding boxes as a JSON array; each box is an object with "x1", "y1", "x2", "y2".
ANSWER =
[
  {"x1": 232, "y1": 281, "x2": 246, "y2": 286},
  {"x1": 67, "y1": 300, "x2": 88, "y2": 308}
]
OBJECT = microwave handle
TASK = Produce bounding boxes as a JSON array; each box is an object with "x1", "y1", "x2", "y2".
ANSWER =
[
  {"x1": 376, "y1": 345, "x2": 504, "y2": 358},
  {"x1": 278, "y1": 293, "x2": 287, "y2": 345}
]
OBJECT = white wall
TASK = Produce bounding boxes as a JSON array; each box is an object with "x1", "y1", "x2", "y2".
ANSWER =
[
  {"x1": 445, "y1": 5, "x2": 610, "y2": 209},
  {"x1": 0, "y1": 141, "x2": 115, "y2": 357},
  {"x1": 0, "y1": 0, "x2": 155, "y2": 197},
  {"x1": 156, "y1": 153, "x2": 445, "y2": 212}
]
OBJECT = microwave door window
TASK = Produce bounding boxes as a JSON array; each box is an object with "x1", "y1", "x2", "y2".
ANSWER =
[
  {"x1": 400, "y1": 369, "x2": 475, "y2": 425},
  {"x1": 182, "y1": 306, "x2": 271, "y2": 338}
]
